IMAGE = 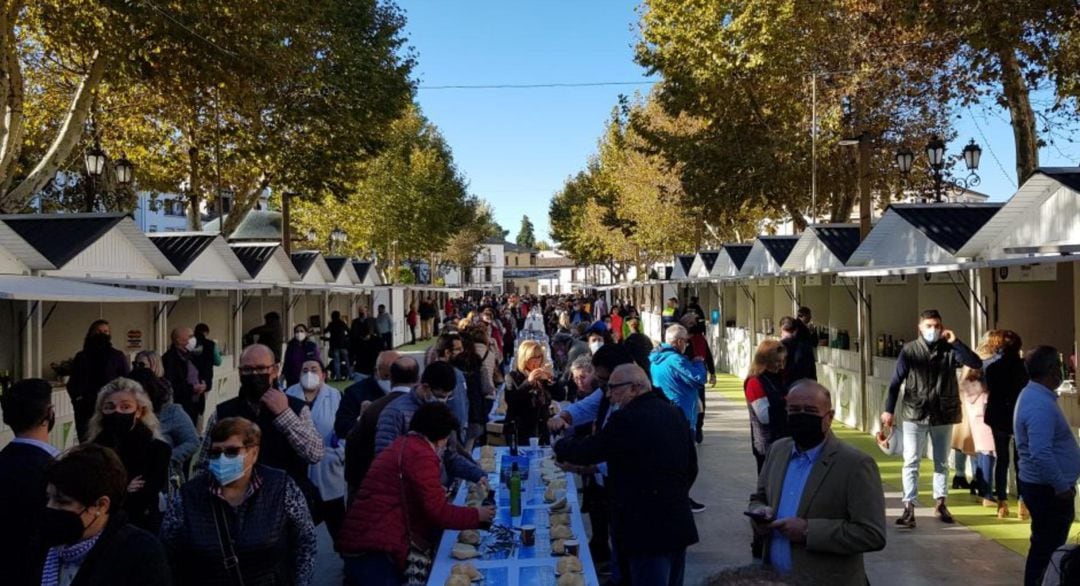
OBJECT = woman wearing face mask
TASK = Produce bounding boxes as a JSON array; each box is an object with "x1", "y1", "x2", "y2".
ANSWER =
[
  {"x1": 284, "y1": 324, "x2": 322, "y2": 388},
  {"x1": 160, "y1": 417, "x2": 317, "y2": 585},
  {"x1": 285, "y1": 360, "x2": 348, "y2": 542},
  {"x1": 338, "y1": 402, "x2": 495, "y2": 585},
  {"x1": 744, "y1": 340, "x2": 789, "y2": 474},
  {"x1": 39, "y1": 443, "x2": 171, "y2": 586},
  {"x1": 88, "y1": 378, "x2": 171, "y2": 534},
  {"x1": 68, "y1": 319, "x2": 131, "y2": 443}
]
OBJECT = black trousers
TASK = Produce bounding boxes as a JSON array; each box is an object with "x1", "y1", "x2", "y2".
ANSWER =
[
  {"x1": 583, "y1": 478, "x2": 611, "y2": 563},
  {"x1": 1019, "y1": 481, "x2": 1074, "y2": 586}
]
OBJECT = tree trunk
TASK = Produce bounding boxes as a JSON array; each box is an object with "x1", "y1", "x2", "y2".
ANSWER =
[
  {"x1": 0, "y1": 4, "x2": 25, "y2": 196},
  {"x1": 0, "y1": 51, "x2": 108, "y2": 212},
  {"x1": 222, "y1": 174, "x2": 271, "y2": 236},
  {"x1": 996, "y1": 46, "x2": 1039, "y2": 184},
  {"x1": 187, "y1": 146, "x2": 203, "y2": 230}
]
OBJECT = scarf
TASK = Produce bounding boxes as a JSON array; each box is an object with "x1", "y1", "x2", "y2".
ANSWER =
[{"x1": 41, "y1": 533, "x2": 102, "y2": 586}]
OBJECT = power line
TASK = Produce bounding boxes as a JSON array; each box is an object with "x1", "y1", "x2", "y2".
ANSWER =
[
  {"x1": 965, "y1": 106, "x2": 1016, "y2": 188},
  {"x1": 418, "y1": 81, "x2": 658, "y2": 90}
]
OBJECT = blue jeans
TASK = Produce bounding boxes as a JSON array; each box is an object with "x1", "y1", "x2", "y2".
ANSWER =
[
  {"x1": 993, "y1": 431, "x2": 1018, "y2": 502},
  {"x1": 902, "y1": 421, "x2": 953, "y2": 503},
  {"x1": 628, "y1": 549, "x2": 686, "y2": 586},
  {"x1": 975, "y1": 452, "x2": 996, "y2": 498},
  {"x1": 331, "y1": 348, "x2": 351, "y2": 380},
  {"x1": 343, "y1": 553, "x2": 400, "y2": 586},
  {"x1": 1019, "y1": 481, "x2": 1075, "y2": 586}
]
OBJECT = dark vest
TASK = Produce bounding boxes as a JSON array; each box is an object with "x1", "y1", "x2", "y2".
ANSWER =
[
  {"x1": 899, "y1": 339, "x2": 963, "y2": 425},
  {"x1": 176, "y1": 467, "x2": 290, "y2": 585},
  {"x1": 215, "y1": 396, "x2": 315, "y2": 498}
]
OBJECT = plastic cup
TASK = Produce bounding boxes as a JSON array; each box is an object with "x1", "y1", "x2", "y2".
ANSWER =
[
  {"x1": 565, "y1": 539, "x2": 579, "y2": 556},
  {"x1": 529, "y1": 437, "x2": 540, "y2": 450},
  {"x1": 521, "y1": 524, "x2": 536, "y2": 546}
]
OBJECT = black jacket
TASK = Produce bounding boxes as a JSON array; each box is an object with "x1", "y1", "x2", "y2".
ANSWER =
[
  {"x1": 0, "y1": 441, "x2": 54, "y2": 586},
  {"x1": 335, "y1": 376, "x2": 387, "y2": 439},
  {"x1": 984, "y1": 352, "x2": 1029, "y2": 435},
  {"x1": 326, "y1": 319, "x2": 350, "y2": 350},
  {"x1": 191, "y1": 336, "x2": 217, "y2": 392},
  {"x1": 554, "y1": 390, "x2": 699, "y2": 557},
  {"x1": 782, "y1": 335, "x2": 818, "y2": 384},
  {"x1": 886, "y1": 337, "x2": 981, "y2": 425},
  {"x1": 505, "y1": 369, "x2": 566, "y2": 444},
  {"x1": 163, "y1": 347, "x2": 198, "y2": 412},
  {"x1": 64, "y1": 512, "x2": 172, "y2": 586},
  {"x1": 92, "y1": 424, "x2": 172, "y2": 533}
]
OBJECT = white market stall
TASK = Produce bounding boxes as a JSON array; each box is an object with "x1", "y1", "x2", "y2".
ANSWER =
[{"x1": 230, "y1": 243, "x2": 301, "y2": 358}]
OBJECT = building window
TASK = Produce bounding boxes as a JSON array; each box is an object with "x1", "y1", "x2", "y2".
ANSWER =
[
  {"x1": 164, "y1": 199, "x2": 186, "y2": 217},
  {"x1": 149, "y1": 225, "x2": 158, "y2": 232},
  {"x1": 485, "y1": 266, "x2": 492, "y2": 283},
  {"x1": 515, "y1": 257, "x2": 519, "y2": 266}
]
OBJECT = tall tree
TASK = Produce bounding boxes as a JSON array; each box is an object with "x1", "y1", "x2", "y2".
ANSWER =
[{"x1": 515, "y1": 215, "x2": 536, "y2": 249}]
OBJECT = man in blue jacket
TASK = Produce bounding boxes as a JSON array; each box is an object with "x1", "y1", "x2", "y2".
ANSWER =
[{"x1": 649, "y1": 323, "x2": 708, "y2": 512}]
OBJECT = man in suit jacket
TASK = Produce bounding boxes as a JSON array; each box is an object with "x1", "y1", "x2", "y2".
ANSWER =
[
  {"x1": 748, "y1": 380, "x2": 886, "y2": 586},
  {"x1": 555, "y1": 363, "x2": 698, "y2": 586},
  {"x1": 0, "y1": 378, "x2": 59, "y2": 586}
]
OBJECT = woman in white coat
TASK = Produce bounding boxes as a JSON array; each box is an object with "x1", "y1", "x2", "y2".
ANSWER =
[{"x1": 286, "y1": 358, "x2": 347, "y2": 541}]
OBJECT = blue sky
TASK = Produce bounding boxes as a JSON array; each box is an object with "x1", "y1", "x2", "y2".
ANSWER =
[{"x1": 400, "y1": 1, "x2": 1079, "y2": 242}]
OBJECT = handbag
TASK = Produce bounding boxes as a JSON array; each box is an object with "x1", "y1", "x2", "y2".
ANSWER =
[{"x1": 398, "y1": 439, "x2": 433, "y2": 585}]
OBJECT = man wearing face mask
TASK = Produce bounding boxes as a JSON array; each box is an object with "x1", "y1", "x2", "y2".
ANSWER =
[
  {"x1": 67, "y1": 319, "x2": 130, "y2": 442},
  {"x1": 39, "y1": 443, "x2": 171, "y2": 586},
  {"x1": 374, "y1": 361, "x2": 487, "y2": 487},
  {"x1": 197, "y1": 344, "x2": 324, "y2": 519},
  {"x1": 163, "y1": 327, "x2": 209, "y2": 429},
  {"x1": 0, "y1": 378, "x2": 58, "y2": 586},
  {"x1": 748, "y1": 381, "x2": 886, "y2": 585},
  {"x1": 162, "y1": 417, "x2": 317, "y2": 585},
  {"x1": 881, "y1": 309, "x2": 982, "y2": 528},
  {"x1": 336, "y1": 350, "x2": 400, "y2": 439}
]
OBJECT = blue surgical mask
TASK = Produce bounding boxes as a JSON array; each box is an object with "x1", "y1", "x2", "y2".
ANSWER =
[
  {"x1": 209, "y1": 453, "x2": 247, "y2": 486},
  {"x1": 921, "y1": 328, "x2": 941, "y2": 344}
]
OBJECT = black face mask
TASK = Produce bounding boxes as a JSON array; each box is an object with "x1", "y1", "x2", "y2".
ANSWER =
[
  {"x1": 40, "y1": 507, "x2": 89, "y2": 546},
  {"x1": 46, "y1": 411, "x2": 56, "y2": 433},
  {"x1": 101, "y1": 412, "x2": 136, "y2": 435},
  {"x1": 87, "y1": 333, "x2": 111, "y2": 348},
  {"x1": 788, "y1": 413, "x2": 826, "y2": 450},
  {"x1": 240, "y1": 373, "x2": 273, "y2": 402}
]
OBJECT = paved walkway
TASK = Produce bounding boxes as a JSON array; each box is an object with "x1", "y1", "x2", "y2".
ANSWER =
[{"x1": 311, "y1": 384, "x2": 1027, "y2": 585}]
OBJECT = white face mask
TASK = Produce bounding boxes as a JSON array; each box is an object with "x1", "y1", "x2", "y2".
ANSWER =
[
  {"x1": 921, "y1": 328, "x2": 941, "y2": 344},
  {"x1": 300, "y1": 372, "x2": 321, "y2": 391},
  {"x1": 377, "y1": 379, "x2": 392, "y2": 393},
  {"x1": 185, "y1": 337, "x2": 197, "y2": 352},
  {"x1": 589, "y1": 341, "x2": 604, "y2": 354},
  {"x1": 295, "y1": 331, "x2": 307, "y2": 342}
]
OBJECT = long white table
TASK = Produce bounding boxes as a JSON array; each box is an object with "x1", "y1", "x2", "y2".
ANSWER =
[{"x1": 427, "y1": 446, "x2": 600, "y2": 586}]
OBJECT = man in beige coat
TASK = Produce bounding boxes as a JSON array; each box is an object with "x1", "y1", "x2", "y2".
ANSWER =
[{"x1": 748, "y1": 380, "x2": 886, "y2": 585}]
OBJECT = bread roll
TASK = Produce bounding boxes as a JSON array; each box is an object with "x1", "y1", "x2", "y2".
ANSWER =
[
  {"x1": 557, "y1": 573, "x2": 585, "y2": 586},
  {"x1": 457, "y1": 530, "x2": 481, "y2": 545},
  {"x1": 451, "y1": 543, "x2": 480, "y2": 560},
  {"x1": 445, "y1": 575, "x2": 471, "y2": 586},
  {"x1": 557, "y1": 555, "x2": 584, "y2": 574},
  {"x1": 550, "y1": 525, "x2": 574, "y2": 540},
  {"x1": 451, "y1": 562, "x2": 482, "y2": 580},
  {"x1": 550, "y1": 539, "x2": 566, "y2": 555}
]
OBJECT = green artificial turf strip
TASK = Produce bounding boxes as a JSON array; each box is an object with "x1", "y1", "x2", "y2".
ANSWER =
[
  {"x1": 709, "y1": 373, "x2": 1080, "y2": 556},
  {"x1": 395, "y1": 337, "x2": 436, "y2": 353}
]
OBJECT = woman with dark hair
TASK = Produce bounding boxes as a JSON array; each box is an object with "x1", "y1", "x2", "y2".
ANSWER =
[
  {"x1": 984, "y1": 329, "x2": 1030, "y2": 519},
  {"x1": 68, "y1": 319, "x2": 130, "y2": 442},
  {"x1": 39, "y1": 443, "x2": 171, "y2": 586},
  {"x1": 283, "y1": 324, "x2": 321, "y2": 387},
  {"x1": 338, "y1": 402, "x2": 495, "y2": 585}
]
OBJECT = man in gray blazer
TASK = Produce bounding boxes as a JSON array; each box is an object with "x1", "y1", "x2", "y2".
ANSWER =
[{"x1": 748, "y1": 380, "x2": 886, "y2": 585}]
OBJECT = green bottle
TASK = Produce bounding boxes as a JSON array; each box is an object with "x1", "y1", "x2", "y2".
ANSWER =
[{"x1": 509, "y1": 462, "x2": 522, "y2": 518}]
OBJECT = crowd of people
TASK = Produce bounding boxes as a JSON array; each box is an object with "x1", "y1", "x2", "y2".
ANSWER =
[{"x1": 0, "y1": 293, "x2": 1078, "y2": 585}]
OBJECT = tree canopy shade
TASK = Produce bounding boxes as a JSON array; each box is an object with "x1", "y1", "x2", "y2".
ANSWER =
[
  {"x1": 516, "y1": 215, "x2": 536, "y2": 249},
  {"x1": 0, "y1": 0, "x2": 416, "y2": 230}
]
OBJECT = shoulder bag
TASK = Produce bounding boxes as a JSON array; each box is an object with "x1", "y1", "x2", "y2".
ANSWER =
[{"x1": 398, "y1": 439, "x2": 433, "y2": 585}]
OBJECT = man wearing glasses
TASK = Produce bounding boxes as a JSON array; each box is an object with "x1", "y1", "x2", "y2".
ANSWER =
[
  {"x1": 747, "y1": 380, "x2": 886, "y2": 585},
  {"x1": 196, "y1": 344, "x2": 324, "y2": 516}
]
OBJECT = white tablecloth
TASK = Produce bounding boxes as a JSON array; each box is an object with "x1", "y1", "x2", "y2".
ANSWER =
[{"x1": 427, "y1": 447, "x2": 599, "y2": 586}]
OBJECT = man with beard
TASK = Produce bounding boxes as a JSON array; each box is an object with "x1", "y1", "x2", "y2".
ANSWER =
[
  {"x1": 197, "y1": 344, "x2": 323, "y2": 507},
  {"x1": 67, "y1": 319, "x2": 130, "y2": 442}
]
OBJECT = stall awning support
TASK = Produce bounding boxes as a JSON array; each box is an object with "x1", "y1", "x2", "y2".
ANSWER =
[
  {"x1": 39, "y1": 301, "x2": 59, "y2": 330},
  {"x1": 233, "y1": 290, "x2": 253, "y2": 317}
]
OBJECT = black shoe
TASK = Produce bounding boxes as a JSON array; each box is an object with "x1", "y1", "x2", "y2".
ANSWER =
[
  {"x1": 951, "y1": 475, "x2": 970, "y2": 490},
  {"x1": 695, "y1": 429, "x2": 704, "y2": 444},
  {"x1": 689, "y1": 498, "x2": 706, "y2": 513},
  {"x1": 935, "y1": 498, "x2": 955, "y2": 524},
  {"x1": 896, "y1": 503, "x2": 916, "y2": 528}
]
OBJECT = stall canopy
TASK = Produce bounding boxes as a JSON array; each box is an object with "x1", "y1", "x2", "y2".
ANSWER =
[
  {"x1": 688, "y1": 251, "x2": 720, "y2": 279},
  {"x1": 847, "y1": 203, "x2": 1003, "y2": 269},
  {"x1": 712, "y1": 244, "x2": 753, "y2": 278},
  {"x1": 0, "y1": 213, "x2": 178, "y2": 279},
  {"x1": 671, "y1": 254, "x2": 696, "y2": 280},
  {"x1": 148, "y1": 233, "x2": 253, "y2": 287},
  {"x1": 230, "y1": 243, "x2": 301, "y2": 284},
  {"x1": 957, "y1": 168, "x2": 1080, "y2": 260},
  {"x1": 352, "y1": 260, "x2": 381, "y2": 286},
  {"x1": 782, "y1": 224, "x2": 861, "y2": 274},
  {"x1": 0, "y1": 275, "x2": 177, "y2": 302},
  {"x1": 740, "y1": 236, "x2": 799, "y2": 276},
  {"x1": 290, "y1": 251, "x2": 334, "y2": 286},
  {"x1": 0, "y1": 220, "x2": 53, "y2": 274},
  {"x1": 325, "y1": 256, "x2": 362, "y2": 286}
]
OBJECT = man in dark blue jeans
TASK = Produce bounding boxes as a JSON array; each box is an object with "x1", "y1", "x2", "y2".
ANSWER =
[{"x1": 1014, "y1": 346, "x2": 1080, "y2": 586}]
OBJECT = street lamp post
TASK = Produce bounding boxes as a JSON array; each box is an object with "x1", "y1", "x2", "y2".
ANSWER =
[
  {"x1": 896, "y1": 136, "x2": 981, "y2": 203},
  {"x1": 330, "y1": 227, "x2": 347, "y2": 255},
  {"x1": 83, "y1": 141, "x2": 107, "y2": 212}
]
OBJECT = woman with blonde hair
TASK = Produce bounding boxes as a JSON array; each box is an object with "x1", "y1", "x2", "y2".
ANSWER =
[
  {"x1": 88, "y1": 377, "x2": 171, "y2": 533},
  {"x1": 955, "y1": 330, "x2": 1005, "y2": 508},
  {"x1": 743, "y1": 340, "x2": 788, "y2": 473},
  {"x1": 505, "y1": 340, "x2": 565, "y2": 444}
]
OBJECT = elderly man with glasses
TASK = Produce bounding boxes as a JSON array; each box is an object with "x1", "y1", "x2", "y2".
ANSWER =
[{"x1": 196, "y1": 344, "x2": 324, "y2": 520}]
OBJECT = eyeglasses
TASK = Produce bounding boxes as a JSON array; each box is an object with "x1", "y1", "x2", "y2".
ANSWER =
[
  {"x1": 238, "y1": 365, "x2": 274, "y2": 376},
  {"x1": 207, "y1": 446, "x2": 249, "y2": 459},
  {"x1": 132, "y1": 361, "x2": 147, "y2": 369}
]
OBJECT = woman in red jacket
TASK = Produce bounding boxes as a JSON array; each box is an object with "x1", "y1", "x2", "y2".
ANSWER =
[{"x1": 339, "y1": 402, "x2": 495, "y2": 585}]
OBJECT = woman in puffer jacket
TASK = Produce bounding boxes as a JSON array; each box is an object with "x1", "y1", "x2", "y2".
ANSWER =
[{"x1": 338, "y1": 402, "x2": 495, "y2": 585}]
